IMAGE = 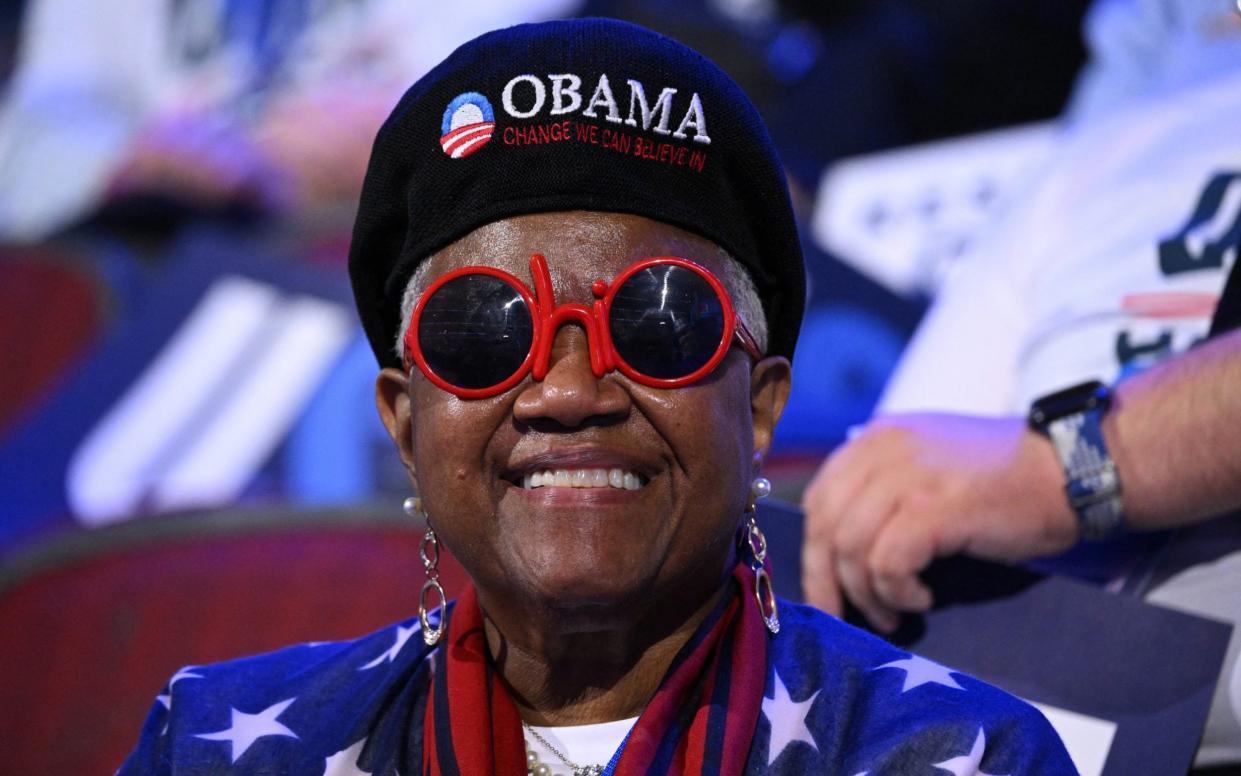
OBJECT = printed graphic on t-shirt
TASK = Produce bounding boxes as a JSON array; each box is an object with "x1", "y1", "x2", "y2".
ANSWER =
[{"x1": 1113, "y1": 171, "x2": 1240, "y2": 378}]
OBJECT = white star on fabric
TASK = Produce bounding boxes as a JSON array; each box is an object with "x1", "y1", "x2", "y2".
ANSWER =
[
  {"x1": 169, "y1": 666, "x2": 204, "y2": 686},
  {"x1": 933, "y1": 728, "x2": 1008, "y2": 776},
  {"x1": 324, "y1": 737, "x2": 371, "y2": 776},
  {"x1": 156, "y1": 694, "x2": 173, "y2": 735},
  {"x1": 157, "y1": 667, "x2": 203, "y2": 736},
  {"x1": 761, "y1": 668, "x2": 821, "y2": 766},
  {"x1": 874, "y1": 654, "x2": 964, "y2": 693},
  {"x1": 195, "y1": 698, "x2": 299, "y2": 763},
  {"x1": 359, "y1": 624, "x2": 419, "y2": 670}
]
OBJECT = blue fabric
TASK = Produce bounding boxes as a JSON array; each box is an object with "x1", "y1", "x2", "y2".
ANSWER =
[{"x1": 119, "y1": 601, "x2": 1076, "y2": 774}]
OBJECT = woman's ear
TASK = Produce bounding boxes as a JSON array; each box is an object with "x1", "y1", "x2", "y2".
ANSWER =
[
  {"x1": 375, "y1": 367, "x2": 419, "y2": 489},
  {"x1": 750, "y1": 356, "x2": 791, "y2": 465}
]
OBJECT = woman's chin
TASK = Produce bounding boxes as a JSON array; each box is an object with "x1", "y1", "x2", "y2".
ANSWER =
[
  {"x1": 492, "y1": 547, "x2": 725, "y2": 640},
  {"x1": 520, "y1": 557, "x2": 655, "y2": 610},
  {"x1": 491, "y1": 491, "x2": 673, "y2": 592}
]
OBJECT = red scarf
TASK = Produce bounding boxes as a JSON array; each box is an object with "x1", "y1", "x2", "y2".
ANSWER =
[{"x1": 422, "y1": 563, "x2": 768, "y2": 775}]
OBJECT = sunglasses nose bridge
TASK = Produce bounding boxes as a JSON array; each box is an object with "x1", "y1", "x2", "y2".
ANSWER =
[{"x1": 530, "y1": 303, "x2": 608, "y2": 380}]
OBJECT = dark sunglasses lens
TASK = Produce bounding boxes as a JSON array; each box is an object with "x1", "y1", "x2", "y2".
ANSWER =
[
  {"x1": 609, "y1": 265, "x2": 727, "y2": 379},
  {"x1": 418, "y1": 275, "x2": 534, "y2": 389}
]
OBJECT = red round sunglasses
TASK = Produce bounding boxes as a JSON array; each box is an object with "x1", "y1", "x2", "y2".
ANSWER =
[{"x1": 403, "y1": 254, "x2": 763, "y2": 399}]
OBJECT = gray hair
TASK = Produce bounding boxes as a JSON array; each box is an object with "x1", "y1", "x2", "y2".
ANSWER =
[{"x1": 394, "y1": 256, "x2": 769, "y2": 364}]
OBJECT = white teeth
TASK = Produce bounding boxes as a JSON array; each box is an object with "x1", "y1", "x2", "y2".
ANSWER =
[{"x1": 521, "y1": 467, "x2": 645, "y2": 490}]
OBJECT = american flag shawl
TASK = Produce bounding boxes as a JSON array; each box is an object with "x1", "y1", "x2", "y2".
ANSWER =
[{"x1": 120, "y1": 564, "x2": 1076, "y2": 774}]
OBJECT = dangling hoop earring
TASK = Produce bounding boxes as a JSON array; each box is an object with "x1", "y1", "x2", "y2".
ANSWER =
[
  {"x1": 404, "y1": 496, "x2": 447, "y2": 646},
  {"x1": 742, "y1": 477, "x2": 780, "y2": 635}
]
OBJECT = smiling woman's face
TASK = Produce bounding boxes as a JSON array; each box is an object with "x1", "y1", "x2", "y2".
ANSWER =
[{"x1": 377, "y1": 211, "x2": 790, "y2": 636}]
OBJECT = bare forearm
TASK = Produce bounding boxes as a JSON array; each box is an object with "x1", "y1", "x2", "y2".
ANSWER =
[
  {"x1": 799, "y1": 330, "x2": 1241, "y2": 625},
  {"x1": 1105, "y1": 328, "x2": 1241, "y2": 530}
]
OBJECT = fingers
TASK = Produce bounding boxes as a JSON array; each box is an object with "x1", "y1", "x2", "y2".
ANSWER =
[
  {"x1": 869, "y1": 513, "x2": 940, "y2": 614},
  {"x1": 801, "y1": 444, "x2": 868, "y2": 615},
  {"x1": 800, "y1": 413, "x2": 1072, "y2": 634},
  {"x1": 801, "y1": 426, "x2": 938, "y2": 632},
  {"x1": 832, "y1": 467, "x2": 903, "y2": 631},
  {"x1": 802, "y1": 432, "x2": 904, "y2": 630},
  {"x1": 800, "y1": 534, "x2": 842, "y2": 615}
]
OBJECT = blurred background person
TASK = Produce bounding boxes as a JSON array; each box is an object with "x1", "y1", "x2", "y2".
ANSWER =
[
  {"x1": 0, "y1": 0, "x2": 579, "y2": 238},
  {"x1": 801, "y1": 0, "x2": 1241, "y2": 768}
]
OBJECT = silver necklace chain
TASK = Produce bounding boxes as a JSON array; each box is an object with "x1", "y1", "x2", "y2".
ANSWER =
[{"x1": 522, "y1": 721, "x2": 605, "y2": 776}]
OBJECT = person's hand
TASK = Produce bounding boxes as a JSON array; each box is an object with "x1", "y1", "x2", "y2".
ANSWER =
[
  {"x1": 108, "y1": 83, "x2": 396, "y2": 220},
  {"x1": 800, "y1": 413, "x2": 1079, "y2": 632},
  {"x1": 108, "y1": 111, "x2": 293, "y2": 213},
  {"x1": 257, "y1": 83, "x2": 395, "y2": 209}
]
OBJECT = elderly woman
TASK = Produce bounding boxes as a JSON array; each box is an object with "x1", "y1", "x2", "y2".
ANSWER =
[{"x1": 121, "y1": 18, "x2": 1075, "y2": 776}]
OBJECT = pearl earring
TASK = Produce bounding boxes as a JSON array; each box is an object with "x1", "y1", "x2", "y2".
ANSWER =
[
  {"x1": 743, "y1": 476, "x2": 779, "y2": 635},
  {"x1": 403, "y1": 496, "x2": 446, "y2": 646}
]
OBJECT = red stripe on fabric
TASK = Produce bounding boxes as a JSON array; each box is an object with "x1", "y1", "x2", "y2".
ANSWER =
[
  {"x1": 445, "y1": 586, "x2": 493, "y2": 775},
  {"x1": 612, "y1": 565, "x2": 767, "y2": 776},
  {"x1": 424, "y1": 584, "x2": 524, "y2": 776},
  {"x1": 672, "y1": 739, "x2": 690, "y2": 774},
  {"x1": 681, "y1": 713, "x2": 708, "y2": 772},
  {"x1": 613, "y1": 613, "x2": 724, "y2": 775},
  {"x1": 440, "y1": 123, "x2": 495, "y2": 155},
  {"x1": 681, "y1": 605, "x2": 727, "y2": 775},
  {"x1": 423, "y1": 674, "x2": 439, "y2": 776},
  {"x1": 489, "y1": 661, "x2": 526, "y2": 773},
  {"x1": 679, "y1": 566, "x2": 767, "y2": 776},
  {"x1": 719, "y1": 566, "x2": 768, "y2": 776},
  {"x1": 449, "y1": 134, "x2": 493, "y2": 159},
  {"x1": 1120, "y1": 291, "x2": 1218, "y2": 318},
  {"x1": 442, "y1": 122, "x2": 495, "y2": 144},
  {"x1": 443, "y1": 131, "x2": 492, "y2": 156},
  {"x1": 425, "y1": 566, "x2": 767, "y2": 776}
]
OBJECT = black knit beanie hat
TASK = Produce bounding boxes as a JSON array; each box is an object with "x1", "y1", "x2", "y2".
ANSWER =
[{"x1": 349, "y1": 17, "x2": 805, "y2": 368}]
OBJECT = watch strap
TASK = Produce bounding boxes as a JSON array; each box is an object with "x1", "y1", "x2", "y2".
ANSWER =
[{"x1": 1044, "y1": 408, "x2": 1125, "y2": 540}]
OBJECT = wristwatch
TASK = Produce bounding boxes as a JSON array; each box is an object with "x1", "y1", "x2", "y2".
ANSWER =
[{"x1": 1027, "y1": 380, "x2": 1126, "y2": 540}]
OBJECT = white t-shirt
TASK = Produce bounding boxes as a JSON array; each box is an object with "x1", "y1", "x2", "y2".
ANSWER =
[
  {"x1": 524, "y1": 716, "x2": 637, "y2": 773},
  {"x1": 874, "y1": 66, "x2": 1241, "y2": 767},
  {"x1": 880, "y1": 68, "x2": 1241, "y2": 417}
]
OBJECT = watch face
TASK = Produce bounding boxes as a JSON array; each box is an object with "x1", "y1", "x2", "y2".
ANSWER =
[{"x1": 1029, "y1": 380, "x2": 1110, "y2": 428}]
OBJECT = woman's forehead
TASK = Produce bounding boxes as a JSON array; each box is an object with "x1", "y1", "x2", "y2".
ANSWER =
[{"x1": 426, "y1": 211, "x2": 733, "y2": 283}]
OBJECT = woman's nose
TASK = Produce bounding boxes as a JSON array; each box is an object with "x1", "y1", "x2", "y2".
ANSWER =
[{"x1": 512, "y1": 326, "x2": 630, "y2": 427}]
